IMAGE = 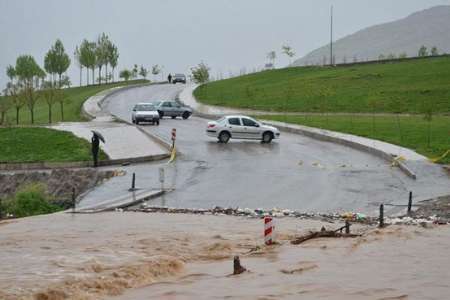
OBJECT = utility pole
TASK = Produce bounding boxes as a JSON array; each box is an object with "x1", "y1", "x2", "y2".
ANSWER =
[{"x1": 330, "y1": 5, "x2": 334, "y2": 66}]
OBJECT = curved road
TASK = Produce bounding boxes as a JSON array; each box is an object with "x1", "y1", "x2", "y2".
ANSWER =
[{"x1": 93, "y1": 84, "x2": 449, "y2": 214}]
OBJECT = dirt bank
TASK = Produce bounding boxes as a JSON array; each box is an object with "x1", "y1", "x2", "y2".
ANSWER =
[{"x1": 0, "y1": 168, "x2": 119, "y2": 208}]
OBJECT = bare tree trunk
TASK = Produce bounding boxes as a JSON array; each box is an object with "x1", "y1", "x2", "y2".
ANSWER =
[
  {"x1": 59, "y1": 73, "x2": 62, "y2": 87},
  {"x1": 92, "y1": 68, "x2": 95, "y2": 85},
  {"x1": 105, "y1": 64, "x2": 108, "y2": 84},
  {"x1": 30, "y1": 107, "x2": 34, "y2": 124},
  {"x1": 60, "y1": 102, "x2": 64, "y2": 121},
  {"x1": 16, "y1": 107, "x2": 20, "y2": 125},
  {"x1": 48, "y1": 104, "x2": 52, "y2": 124},
  {"x1": 98, "y1": 67, "x2": 102, "y2": 85},
  {"x1": 86, "y1": 68, "x2": 89, "y2": 86}
]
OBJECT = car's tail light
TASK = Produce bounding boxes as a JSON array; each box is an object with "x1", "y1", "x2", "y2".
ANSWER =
[{"x1": 207, "y1": 124, "x2": 216, "y2": 128}]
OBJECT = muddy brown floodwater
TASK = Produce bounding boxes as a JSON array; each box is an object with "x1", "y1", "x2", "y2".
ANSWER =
[{"x1": 0, "y1": 212, "x2": 449, "y2": 299}]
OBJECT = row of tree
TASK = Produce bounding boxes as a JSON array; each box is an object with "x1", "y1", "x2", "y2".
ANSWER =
[
  {"x1": 2, "y1": 54, "x2": 67, "y2": 125},
  {"x1": 74, "y1": 33, "x2": 119, "y2": 86}
]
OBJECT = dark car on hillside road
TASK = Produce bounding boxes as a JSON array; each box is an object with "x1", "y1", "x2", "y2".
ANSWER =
[{"x1": 172, "y1": 73, "x2": 186, "y2": 84}]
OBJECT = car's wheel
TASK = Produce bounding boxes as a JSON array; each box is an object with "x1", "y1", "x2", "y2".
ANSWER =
[
  {"x1": 218, "y1": 131, "x2": 231, "y2": 143},
  {"x1": 156, "y1": 120, "x2": 160, "y2": 126},
  {"x1": 132, "y1": 118, "x2": 135, "y2": 124},
  {"x1": 171, "y1": 116, "x2": 176, "y2": 119},
  {"x1": 182, "y1": 111, "x2": 190, "y2": 119},
  {"x1": 158, "y1": 110, "x2": 164, "y2": 118},
  {"x1": 135, "y1": 120, "x2": 139, "y2": 125},
  {"x1": 262, "y1": 132, "x2": 273, "y2": 143}
]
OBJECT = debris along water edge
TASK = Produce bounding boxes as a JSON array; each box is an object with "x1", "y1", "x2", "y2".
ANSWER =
[{"x1": 128, "y1": 204, "x2": 449, "y2": 226}]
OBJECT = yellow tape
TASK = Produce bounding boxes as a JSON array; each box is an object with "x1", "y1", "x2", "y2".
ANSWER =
[
  {"x1": 431, "y1": 150, "x2": 450, "y2": 163},
  {"x1": 391, "y1": 156, "x2": 406, "y2": 167},
  {"x1": 168, "y1": 147, "x2": 176, "y2": 163}
]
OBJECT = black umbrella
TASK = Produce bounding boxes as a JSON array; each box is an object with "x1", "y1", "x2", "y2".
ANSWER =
[{"x1": 91, "y1": 130, "x2": 105, "y2": 143}]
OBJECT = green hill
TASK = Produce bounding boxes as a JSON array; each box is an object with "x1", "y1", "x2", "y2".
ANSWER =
[{"x1": 194, "y1": 56, "x2": 450, "y2": 114}]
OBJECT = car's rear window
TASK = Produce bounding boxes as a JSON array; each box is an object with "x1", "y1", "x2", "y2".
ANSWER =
[
  {"x1": 228, "y1": 118, "x2": 241, "y2": 125},
  {"x1": 135, "y1": 104, "x2": 155, "y2": 111}
]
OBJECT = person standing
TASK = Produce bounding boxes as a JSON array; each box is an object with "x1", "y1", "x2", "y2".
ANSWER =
[
  {"x1": 91, "y1": 133, "x2": 100, "y2": 167},
  {"x1": 168, "y1": 73, "x2": 172, "y2": 83}
]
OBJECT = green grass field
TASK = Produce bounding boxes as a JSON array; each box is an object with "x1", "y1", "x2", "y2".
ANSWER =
[
  {"x1": 1, "y1": 80, "x2": 148, "y2": 125},
  {"x1": 195, "y1": 56, "x2": 450, "y2": 114},
  {"x1": 0, "y1": 127, "x2": 107, "y2": 163},
  {"x1": 259, "y1": 114, "x2": 450, "y2": 164}
]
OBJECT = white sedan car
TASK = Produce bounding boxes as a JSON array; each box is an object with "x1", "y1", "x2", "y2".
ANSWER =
[
  {"x1": 131, "y1": 103, "x2": 160, "y2": 125},
  {"x1": 206, "y1": 115, "x2": 280, "y2": 143}
]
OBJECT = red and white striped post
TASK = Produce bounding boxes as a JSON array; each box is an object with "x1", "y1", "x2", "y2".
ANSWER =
[
  {"x1": 171, "y1": 128, "x2": 176, "y2": 149},
  {"x1": 264, "y1": 216, "x2": 274, "y2": 245}
]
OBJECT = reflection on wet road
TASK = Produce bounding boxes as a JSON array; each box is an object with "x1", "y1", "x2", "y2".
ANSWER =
[{"x1": 93, "y1": 84, "x2": 450, "y2": 214}]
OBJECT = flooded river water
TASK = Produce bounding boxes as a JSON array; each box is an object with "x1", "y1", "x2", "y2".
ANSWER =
[{"x1": 1, "y1": 212, "x2": 449, "y2": 299}]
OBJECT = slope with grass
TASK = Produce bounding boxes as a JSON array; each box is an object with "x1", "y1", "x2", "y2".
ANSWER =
[
  {"x1": 259, "y1": 114, "x2": 449, "y2": 164},
  {"x1": 194, "y1": 56, "x2": 450, "y2": 114},
  {"x1": 1, "y1": 80, "x2": 148, "y2": 125},
  {"x1": 0, "y1": 127, "x2": 107, "y2": 163},
  {"x1": 195, "y1": 57, "x2": 450, "y2": 163}
]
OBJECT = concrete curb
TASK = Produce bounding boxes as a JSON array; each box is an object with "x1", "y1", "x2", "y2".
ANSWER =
[
  {"x1": 178, "y1": 85, "x2": 418, "y2": 180},
  {"x1": 0, "y1": 154, "x2": 169, "y2": 171},
  {"x1": 81, "y1": 82, "x2": 154, "y2": 120}
]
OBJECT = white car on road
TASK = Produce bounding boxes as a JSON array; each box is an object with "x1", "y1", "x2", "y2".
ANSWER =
[
  {"x1": 131, "y1": 103, "x2": 160, "y2": 125},
  {"x1": 206, "y1": 115, "x2": 280, "y2": 143}
]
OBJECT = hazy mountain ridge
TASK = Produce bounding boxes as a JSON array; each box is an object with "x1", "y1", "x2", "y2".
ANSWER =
[{"x1": 292, "y1": 5, "x2": 450, "y2": 66}]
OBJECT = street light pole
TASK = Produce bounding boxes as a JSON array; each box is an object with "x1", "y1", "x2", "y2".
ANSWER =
[{"x1": 330, "y1": 5, "x2": 334, "y2": 66}]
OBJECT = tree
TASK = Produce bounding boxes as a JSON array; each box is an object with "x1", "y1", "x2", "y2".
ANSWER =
[
  {"x1": 418, "y1": 45, "x2": 428, "y2": 57},
  {"x1": 151, "y1": 65, "x2": 161, "y2": 81},
  {"x1": 6, "y1": 65, "x2": 16, "y2": 84},
  {"x1": 191, "y1": 62, "x2": 210, "y2": 84},
  {"x1": 139, "y1": 65, "x2": 148, "y2": 79},
  {"x1": 74, "y1": 46, "x2": 82, "y2": 86},
  {"x1": 41, "y1": 81, "x2": 58, "y2": 123},
  {"x1": 0, "y1": 90, "x2": 11, "y2": 124},
  {"x1": 281, "y1": 44, "x2": 295, "y2": 64},
  {"x1": 79, "y1": 39, "x2": 97, "y2": 85},
  {"x1": 107, "y1": 43, "x2": 119, "y2": 82},
  {"x1": 55, "y1": 88, "x2": 67, "y2": 121},
  {"x1": 398, "y1": 52, "x2": 408, "y2": 59},
  {"x1": 378, "y1": 54, "x2": 385, "y2": 60},
  {"x1": 266, "y1": 51, "x2": 276, "y2": 66},
  {"x1": 119, "y1": 69, "x2": 132, "y2": 82},
  {"x1": 132, "y1": 64, "x2": 138, "y2": 79},
  {"x1": 4, "y1": 82, "x2": 24, "y2": 124},
  {"x1": 431, "y1": 46, "x2": 439, "y2": 56},
  {"x1": 49, "y1": 39, "x2": 71, "y2": 86},
  {"x1": 14, "y1": 55, "x2": 45, "y2": 123},
  {"x1": 95, "y1": 33, "x2": 110, "y2": 85}
]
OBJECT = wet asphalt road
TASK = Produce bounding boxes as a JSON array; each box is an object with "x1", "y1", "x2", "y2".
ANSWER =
[{"x1": 92, "y1": 83, "x2": 450, "y2": 214}]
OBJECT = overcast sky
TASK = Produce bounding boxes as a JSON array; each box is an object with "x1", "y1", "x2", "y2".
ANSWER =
[{"x1": 1, "y1": 0, "x2": 449, "y2": 88}]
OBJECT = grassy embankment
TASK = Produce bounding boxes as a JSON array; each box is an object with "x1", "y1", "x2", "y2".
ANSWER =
[
  {"x1": 2, "y1": 79, "x2": 148, "y2": 125},
  {"x1": 0, "y1": 80, "x2": 147, "y2": 163},
  {"x1": 0, "y1": 127, "x2": 107, "y2": 162},
  {"x1": 194, "y1": 57, "x2": 450, "y2": 163}
]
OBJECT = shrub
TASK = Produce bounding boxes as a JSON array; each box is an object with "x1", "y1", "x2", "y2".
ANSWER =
[{"x1": 3, "y1": 183, "x2": 62, "y2": 218}]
